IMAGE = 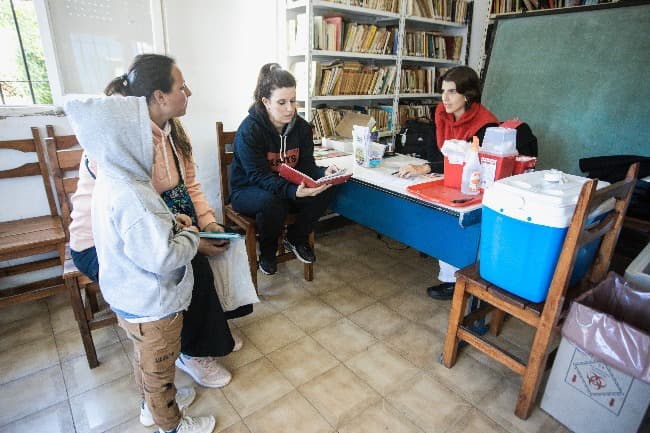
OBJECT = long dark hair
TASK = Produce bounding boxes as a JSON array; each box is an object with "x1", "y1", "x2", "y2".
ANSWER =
[
  {"x1": 253, "y1": 63, "x2": 296, "y2": 114},
  {"x1": 440, "y1": 66, "x2": 482, "y2": 108},
  {"x1": 105, "y1": 53, "x2": 192, "y2": 159}
]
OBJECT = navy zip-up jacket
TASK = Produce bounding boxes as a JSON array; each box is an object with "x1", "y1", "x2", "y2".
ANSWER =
[{"x1": 229, "y1": 107, "x2": 325, "y2": 200}]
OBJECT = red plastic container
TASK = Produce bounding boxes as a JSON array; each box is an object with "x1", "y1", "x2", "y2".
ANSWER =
[
  {"x1": 479, "y1": 151, "x2": 517, "y2": 189},
  {"x1": 513, "y1": 156, "x2": 537, "y2": 175},
  {"x1": 443, "y1": 157, "x2": 464, "y2": 188}
]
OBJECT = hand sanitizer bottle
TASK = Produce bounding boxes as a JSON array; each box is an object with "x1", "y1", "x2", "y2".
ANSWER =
[{"x1": 461, "y1": 136, "x2": 481, "y2": 195}]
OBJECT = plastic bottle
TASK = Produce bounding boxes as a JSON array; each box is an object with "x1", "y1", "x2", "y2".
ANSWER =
[{"x1": 461, "y1": 136, "x2": 481, "y2": 195}]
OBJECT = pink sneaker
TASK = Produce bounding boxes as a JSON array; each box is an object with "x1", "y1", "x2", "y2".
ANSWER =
[{"x1": 175, "y1": 354, "x2": 231, "y2": 388}]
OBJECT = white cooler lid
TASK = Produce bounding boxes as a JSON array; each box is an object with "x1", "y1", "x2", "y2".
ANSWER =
[{"x1": 483, "y1": 169, "x2": 610, "y2": 228}]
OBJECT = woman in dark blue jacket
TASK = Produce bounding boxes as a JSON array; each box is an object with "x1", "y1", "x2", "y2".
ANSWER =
[{"x1": 229, "y1": 63, "x2": 338, "y2": 275}]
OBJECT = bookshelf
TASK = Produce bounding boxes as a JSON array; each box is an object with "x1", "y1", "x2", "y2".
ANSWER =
[{"x1": 285, "y1": 0, "x2": 471, "y2": 141}]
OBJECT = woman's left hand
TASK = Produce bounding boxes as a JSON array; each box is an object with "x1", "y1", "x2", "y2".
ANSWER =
[
  {"x1": 202, "y1": 222, "x2": 225, "y2": 233},
  {"x1": 325, "y1": 164, "x2": 339, "y2": 175}
]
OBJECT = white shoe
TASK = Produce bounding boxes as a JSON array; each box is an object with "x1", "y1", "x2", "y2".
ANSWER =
[
  {"x1": 140, "y1": 386, "x2": 196, "y2": 427},
  {"x1": 157, "y1": 415, "x2": 216, "y2": 433},
  {"x1": 232, "y1": 332, "x2": 243, "y2": 352},
  {"x1": 175, "y1": 354, "x2": 232, "y2": 388}
]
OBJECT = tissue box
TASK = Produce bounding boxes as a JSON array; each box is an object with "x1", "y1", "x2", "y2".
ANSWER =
[{"x1": 483, "y1": 127, "x2": 517, "y2": 154}]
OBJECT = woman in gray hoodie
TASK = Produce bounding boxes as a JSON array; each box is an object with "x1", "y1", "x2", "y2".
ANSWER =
[{"x1": 65, "y1": 95, "x2": 215, "y2": 433}]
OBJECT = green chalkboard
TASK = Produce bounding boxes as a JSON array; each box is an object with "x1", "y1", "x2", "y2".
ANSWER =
[{"x1": 482, "y1": 3, "x2": 650, "y2": 175}]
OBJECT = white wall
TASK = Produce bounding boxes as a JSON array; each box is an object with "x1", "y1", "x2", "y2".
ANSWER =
[{"x1": 162, "y1": 0, "x2": 281, "y2": 221}]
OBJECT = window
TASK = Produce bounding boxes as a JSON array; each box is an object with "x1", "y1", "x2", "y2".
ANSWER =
[{"x1": 0, "y1": 0, "x2": 52, "y2": 105}]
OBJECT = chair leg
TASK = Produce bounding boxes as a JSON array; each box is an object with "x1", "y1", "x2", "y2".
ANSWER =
[
  {"x1": 442, "y1": 277, "x2": 471, "y2": 368},
  {"x1": 304, "y1": 232, "x2": 315, "y2": 282},
  {"x1": 489, "y1": 310, "x2": 506, "y2": 336},
  {"x1": 244, "y1": 226, "x2": 258, "y2": 291},
  {"x1": 67, "y1": 277, "x2": 99, "y2": 369},
  {"x1": 515, "y1": 324, "x2": 555, "y2": 419}
]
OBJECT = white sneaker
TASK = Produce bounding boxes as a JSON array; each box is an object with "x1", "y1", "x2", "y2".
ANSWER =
[
  {"x1": 140, "y1": 386, "x2": 196, "y2": 427},
  {"x1": 232, "y1": 332, "x2": 243, "y2": 352},
  {"x1": 175, "y1": 354, "x2": 232, "y2": 388},
  {"x1": 157, "y1": 415, "x2": 216, "y2": 433}
]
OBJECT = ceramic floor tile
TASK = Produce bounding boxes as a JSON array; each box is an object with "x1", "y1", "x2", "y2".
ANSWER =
[
  {"x1": 428, "y1": 348, "x2": 503, "y2": 405},
  {"x1": 0, "y1": 401, "x2": 74, "y2": 433},
  {"x1": 0, "y1": 334, "x2": 58, "y2": 384},
  {"x1": 0, "y1": 299, "x2": 48, "y2": 326},
  {"x1": 447, "y1": 407, "x2": 509, "y2": 433},
  {"x1": 103, "y1": 416, "x2": 151, "y2": 433},
  {"x1": 244, "y1": 390, "x2": 332, "y2": 433},
  {"x1": 298, "y1": 364, "x2": 381, "y2": 428},
  {"x1": 382, "y1": 290, "x2": 440, "y2": 323},
  {"x1": 258, "y1": 277, "x2": 311, "y2": 311},
  {"x1": 312, "y1": 318, "x2": 376, "y2": 361},
  {"x1": 54, "y1": 325, "x2": 120, "y2": 363},
  {"x1": 222, "y1": 357, "x2": 293, "y2": 418},
  {"x1": 61, "y1": 341, "x2": 132, "y2": 397},
  {"x1": 186, "y1": 387, "x2": 241, "y2": 432},
  {"x1": 240, "y1": 313, "x2": 305, "y2": 354},
  {"x1": 318, "y1": 286, "x2": 375, "y2": 316},
  {"x1": 348, "y1": 302, "x2": 409, "y2": 339},
  {"x1": 218, "y1": 334, "x2": 264, "y2": 372},
  {"x1": 419, "y1": 304, "x2": 452, "y2": 334},
  {"x1": 0, "y1": 365, "x2": 67, "y2": 426},
  {"x1": 337, "y1": 400, "x2": 424, "y2": 433},
  {"x1": 384, "y1": 321, "x2": 445, "y2": 369},
  {"x1": 219, "y1": 421, "x2": 252, "y2": 433},
  {"x1": 481, "y1": 381, "x2": 565, "y2": 433},
  {"x1": 69, "y1": 375, "x2": 141, "y2": 433},
  {"x1": 267, "y1": 336, "x2": 339, "y2": 386},
  {"x1": 325, "y1": 262, "x2": 374, "y2": 285},
  {"x1": 281, "y1": 297, "x2": 342, "y2": 333},
  {"x1": 229, "y1": 301, "x2": 278, "y2": 328},
  {"x1": 386, "y1": 373, "x2": 472, "y2": 433},
  {"x1": 348, "y1": 272, "x2": 402, "y2": 300},
  {"x1": 345, "y1": 342, "x2": 419, "y2": 396},
  {"x1": 0, "y1": 315, "x2": 53, "y2": 352},
  {"x1": 295, "y1": 268, "x2": 346, "y2": 296},
  {"x1": 48, "y1": 300, "x2": 77, "y2": 335}
]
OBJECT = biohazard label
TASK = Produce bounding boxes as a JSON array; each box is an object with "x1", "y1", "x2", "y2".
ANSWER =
[{"x1": 564, "y1": 347, "x2": 633, "y2": 416}]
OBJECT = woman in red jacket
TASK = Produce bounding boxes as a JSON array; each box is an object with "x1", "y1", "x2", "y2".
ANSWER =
[{"x1": 398, "y1": 66, "x2": 498, "y2": 300}]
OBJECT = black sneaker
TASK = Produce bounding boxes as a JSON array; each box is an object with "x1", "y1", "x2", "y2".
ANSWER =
[
  {"x1": 426, "y1": 282, "x2": 455, "y2": 300},
  {"x1": 258, "y1": 256, "x2": 277, "y2": 275},
  {"x1": 283, "y1": 239, "x2": 315, "y2": 263}
]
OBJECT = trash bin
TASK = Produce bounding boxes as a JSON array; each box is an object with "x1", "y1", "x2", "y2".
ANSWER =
[{"x1": 541, "y1": 272, "x2": 650, "y2": 433}]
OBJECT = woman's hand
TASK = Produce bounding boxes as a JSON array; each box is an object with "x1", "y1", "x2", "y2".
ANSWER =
[
  {"x1": 397, "y1": 163, "x2": 430, "y2": 178},
  {"x1": 324, "y1": 164, "x2": 339, "y2": 175},
  {"x1": 296, "y1": 182, "x2": 331, "y2": 197},
  {"x1": 198, "y1": 221, "x2": 228, "y2": 256},
  {"x1": 175, "y1": 213, "x2": 192, "y2": 229},
  {"x1": 202, "y1": 222, "x2": 225, "y2": 233}
]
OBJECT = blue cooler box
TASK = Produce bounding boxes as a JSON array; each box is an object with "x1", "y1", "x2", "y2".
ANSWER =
[{"x1": 480, "y1": 170, "x2": 610, "y2": 303}]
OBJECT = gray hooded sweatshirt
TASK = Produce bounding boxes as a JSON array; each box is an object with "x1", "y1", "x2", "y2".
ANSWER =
[{"x1": 65, "y1": 96, "x2": 199, "y2": 318}]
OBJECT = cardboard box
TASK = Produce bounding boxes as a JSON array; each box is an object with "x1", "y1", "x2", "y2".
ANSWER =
[
  {"x1": 541, "y1": 338, "x2": 650, "y2": 433},
  {"x1": 334, "y1": 112, "x2": 374, "y2": 139}
]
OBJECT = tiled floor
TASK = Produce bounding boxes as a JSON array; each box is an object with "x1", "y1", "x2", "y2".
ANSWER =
[{"x1": 0, "y1": 223, "x2": 599, "y2": 433}]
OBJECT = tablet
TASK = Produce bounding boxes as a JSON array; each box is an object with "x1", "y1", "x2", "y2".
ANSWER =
[{"x1": 198, "y1": 232, "x2": 243, "y2": 240}]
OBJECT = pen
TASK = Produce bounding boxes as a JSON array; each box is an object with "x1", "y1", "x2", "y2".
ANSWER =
[{"x1": 391, "y1": 171, "x2": 399, "y2": 176}]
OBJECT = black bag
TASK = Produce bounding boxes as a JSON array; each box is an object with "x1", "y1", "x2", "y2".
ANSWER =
[{"x1": 397, "y1": 118, "x2": 444, "y2": 171}]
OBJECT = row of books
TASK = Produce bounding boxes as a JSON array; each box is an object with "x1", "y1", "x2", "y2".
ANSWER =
[
  {"x1": 402, "y1": 31, "x2": 463, "y2": 62},
  {"x1": 317, "y1": 61, "x2": 397, "y2": 96},
  {"x1": 491, "y1": 0, "x2": 610, "y2": 14},
  {"x1": 406, "y1": 0, "x2": 469, "y2": 23},
  {"x1": 311, "y1": 106, "x2": 393, "y2": 140},
  {"x1": 321, "y1": 0, "x2": 400, "y2": 13},
  {"x1": 400, "y1": 66, "x2": 437, "y2": 94},
  {"x1": 397, "y1": 103, "x2": 439, "y2": 128},
  {"x1": 313, "y1": 16, "x2": 399, "y2": 55}
]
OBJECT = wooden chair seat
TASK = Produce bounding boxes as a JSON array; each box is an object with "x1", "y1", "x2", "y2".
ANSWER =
[
  {"x1": 442, "y1": 163, "x2": 639, "y2": 420},
  {"x1": 217, "y1": 122, "x2": 314, "y2": 290},
  {"x1": 46, "y1": 125, "x2": 116, "y2": 368},
  {"x1": 0, "y1": 128, "x2": 67, "y2": 308}
]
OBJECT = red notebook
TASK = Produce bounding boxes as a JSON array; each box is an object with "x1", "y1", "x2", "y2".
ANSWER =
[
  {"x1": 279, "y1": 164, "x2": 352, "y2": 188},
  {"x1": 407, "y1": 179, "x2": 483, "y2": 207}
]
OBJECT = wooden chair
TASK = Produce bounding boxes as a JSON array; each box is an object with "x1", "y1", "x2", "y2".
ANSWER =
[
  {"x1": 442, "y1": 163, "x2": 639, "y2": 420},
  {"x1": 0, "y1": 128, "x2": 66, "y2": 307},
  {"x1": 216, "y1": 121, "x2": 314, "y2": 290},
  {"x1": 45, "y1": 125, "x2": 116, "y2": 368}
]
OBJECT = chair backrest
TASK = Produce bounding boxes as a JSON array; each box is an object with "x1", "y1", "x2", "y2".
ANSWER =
[
  {"x1": 44, "y1": 125, "x2": 82, "y2": 240},
  {"x1": 0, "y1": 127, "x2": 58, "y2": 217},
  {"x1": 544, "y1": 163, "x2": 639, "y2": 318},
  {"x1": 216, "y1": 121, "x2": 237, "y2": 224}
]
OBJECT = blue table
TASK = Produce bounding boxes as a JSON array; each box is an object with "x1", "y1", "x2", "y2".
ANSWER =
[{"x1": 320, "y1": 155, "x2": 483, "y2": 269}]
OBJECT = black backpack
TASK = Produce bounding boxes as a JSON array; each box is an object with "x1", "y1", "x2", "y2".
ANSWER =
[{"x1": 397, "y1": 118, "x2": 444, "y2": 171}]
